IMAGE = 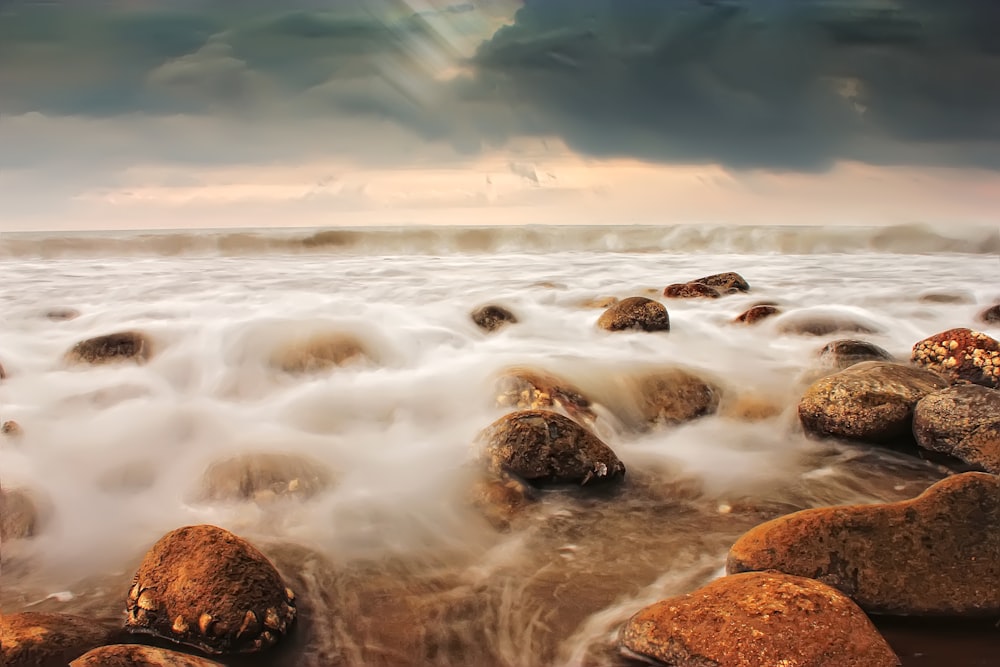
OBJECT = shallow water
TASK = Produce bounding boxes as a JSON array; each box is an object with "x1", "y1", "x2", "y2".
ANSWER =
[{"x1": 1, "y1": 232, "x2": 998, "y2": 665}]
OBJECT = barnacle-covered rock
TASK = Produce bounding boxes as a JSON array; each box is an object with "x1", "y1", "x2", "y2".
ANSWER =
[
  {"x1": 125, "y1": 524, "x2": 296, "y2": 655},
  {"x1": 911, "y1": 328, "x2": 1000, "y2": 388},
  {"x1": 596, "y1": 297, "x2": 669, "y2": 333},
  {"x1": 65, "y1": 331, "x2": 153, "y2": 365}
]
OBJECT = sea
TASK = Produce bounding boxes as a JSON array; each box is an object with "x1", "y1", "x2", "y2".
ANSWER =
[{"x1": 1, "y1": 223, "x2": 998, "y2": 666}]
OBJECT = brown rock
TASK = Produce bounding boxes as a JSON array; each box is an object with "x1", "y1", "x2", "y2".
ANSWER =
[
  {"x1": 727, "y1": 472, "x2": 1000, "y2": 616},
  {"x1": 45, "y1": 307, "x2": 81, "y2": 321},
  {"x1": 1, "y1": 487, "x2": 45, "y2": 541},
  {"x1": 819, "y1": 339, "x2": 895, "y2": 370},
  {"x1": 733, "y1": 304, "x2": 780, "y2": 325},
  {"x1": 270, "y1": 332, "x2": 369, "y2": 373},
  {"x1": 71, "y1": 644, "x2": 224, "y2": 667},
  {"x1": 494, "y1": 367, "x2": 596, "y2": 425},
  {"x1": 467, "y1": 469, "x2": 537, "y2": 531},
  {"x1": 917, "y1": 291, "x2": 974, "y2": 304},
  {"x1": 478, "y1": 410, "x2": 625, "y2": 487},
  {"x1": 662, "y1": 282, "x2": 720, "y2": 299},
  {"x1": 718, "y1": 393, "x2": 784, "y2": 421},
  {"x1": 628, "y1": 368, "x2": 721, "y2": 428},
  {"x1": 798, "y1": 361, "x2": 948, "y2": 443},
  {"x1": 954, "y1": 422, "x2": 1000, "y2": 474},
  {"x1": 777, "y1": 311, "x2": 881, "y2": 336},
  {"x1": 2, "y1": 419, "x2": 23, "y2": 438},
  {"x1": 579, "y1": 295, "x2": 618, "y2": 309},
  {"x1": 693, "y1": 271, "x2": 750, "y2": 293},
  {"x1": 65, "y1": 331, "x2": 153, "y2": 365},
  {"x1": 470, "y1": 304, "x2": 518, "y2": 332},
  {"x1": 911, "y1": 328, "x2": 1000, "y2": 388},
  {"x1": 596, "y1": 297, "x2": 669, "y2": 333},
  {"x1": 619, "y1": 571, "x2": 898, "y2": 667},
  {"x1": 125, "y1": 524, "x2": 296, "y2": 655},
  {"x1": 0, "y1": 359, "x2": 6, "y2": 380},
  {"x1": 913, "y1": 385, "x2": 1000, "y2": 461},
  {"x1": 1, "y1": 612, "x2": 115, "y2": 667},
  {"x1": 198, "y1": 452, "x2": 333, "y2": 503},
  {"x1": 978, "y1": 304, "x2": 1000, "y2": 324}
]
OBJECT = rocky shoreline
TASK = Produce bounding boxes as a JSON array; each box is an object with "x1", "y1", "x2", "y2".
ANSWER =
[{"x1": 3, "y1": 271, "x2": 999, "y2": 666}]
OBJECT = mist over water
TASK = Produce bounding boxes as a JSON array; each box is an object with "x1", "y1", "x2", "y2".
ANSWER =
[{"x1": 1, "y1": 230, "x2": 998, "y2": 665}]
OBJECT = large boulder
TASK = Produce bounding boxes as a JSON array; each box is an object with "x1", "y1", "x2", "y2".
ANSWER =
[
  {"x1": 662, "y1": 282, "x2": 720, "y2": 299},
  {"x1": 619, "y1": 571, "x2": 898, "y2": 667},
  {"x1": 626, "y1": 368, "x2": 721, "y2": 428},
  {"x1": 197, "y1": 452, "x2": 333, "y2": 504},
  {"x1": 692, "y1": 271, "x2": 750, "y2": 293},
  {"x1": 727, "y1": 473, "x2": 1000, "y2": 616},
  {"x1": 493, "y1": 367, "x2": 596, "y2": 425},
  {"x1": 270, "y1": 332, "x2": 370, "y2": 373},
  {"x1": 71, "y1": 645, "x2": 224, "y2": 667},
  {"x1": 470, "y1": 304, "x2": 518, "y2": 332},
  {"x1": 1, "y1": 612, "x2": 114, "y2": 667},
  {"x1": 818, "y1": 339, "x2": 895, "y2": 371},
  {"x1": 65, "y1": 331, "x2": 153, "y2": 365},
  {"x1": 914, "y1": 385, "x2": 1000, "y2": 472},
  {"x1": 477, "y1": 410, "x2": 625, "y2": 487},
  {"x1": 733, "y1": 304, "x2": 780, "y2": 325},
  {"x1": 798, "y1": 361, "x2": 948, "y2": 443},
  {"x1": 125, "y1": 524, "x2": 296, "y2": 655},
  {"x1": 911, "y1": 328, "x2": 1000, "y2": 388},
  {"x1": 596, "y1": 297, "x2": 669, "y2": 333}
]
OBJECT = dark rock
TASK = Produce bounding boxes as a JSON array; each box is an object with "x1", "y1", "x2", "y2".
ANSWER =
[
  {"x1": 494, "y1": 367, "x2": 596, "y2": 425},
  {"x1": 819, "y1": 339, "x2": 895, "y2": 370},
  {"x1": 727, "y1": 472, "x2": 1000, "y2": 616},
  {"x1": 65, "y1": 331, "x2": 153, "y2": 365},
  {"x1": 911, "y1": 328, "x2": 1000, "y2": 388},
  {"x1": 470, "y1": 304, "x2": 518, "y2": 332},
  {"x1": 71, "y1": 644, "x2": 224, "y2": 666},
  {"x1": 596, "y1": 297, "x2": 669, "y2": 332},
  {"x1": 270, "y1": 333, "x2": 370, "y2": 373},
  {"x1": 692, "y1": 271, "x2": 750, "y2": 293},
  {"x1": 627, "y1": 368, "x2": 721, "y2": 428},
  {"x1": 477, "y1": 410, "x2": 625, "y2": 487},
  {"x1": 978, "y1": 304, "x2": 1000, "y2": 324},
  {"x1": 914, "y1": 385, "x2": 1000, "y2": 473},
  {"x1": 1, "y1": 612, "x2": 115, "y2": 667},
  {"x1": 620, "y1": 571, "x2": 899, "y2": 667},
  {"x1": 125, "y1": 524, "x2": 296, "y2": 655},
  {"x1": 777, "y1": 311, "x2": 881, "y2": 336},
  {"x1": 733, "y1": 304, "x2": 780, "y2": 325},
  {"x1": 662, "y1": 282, "x2": 720, "y2": 299},
  {"x1": 798, "y1": 361, "x2": 947, "y2": 443},
  {"x1": 198, "y1": 452, "x2": 333, "y2": 503},
  {"x1": 0, "y1": 486, "x2": 46, "y2": 541}
]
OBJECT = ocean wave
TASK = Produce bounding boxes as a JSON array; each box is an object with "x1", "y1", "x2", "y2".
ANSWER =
[{"x1": 2, "y1": 223, "x2": 997, "y2": 258}]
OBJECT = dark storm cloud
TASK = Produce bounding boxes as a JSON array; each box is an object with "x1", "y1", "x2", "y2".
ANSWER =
[{"x1": 469, "y1": 0, "x2": 1000, "y2": 170}]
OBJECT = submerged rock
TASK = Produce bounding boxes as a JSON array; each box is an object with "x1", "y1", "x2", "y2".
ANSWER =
[
  {"x1": 0, "y1": 359, "x2": 6, "y2": 380},
  {"x1": 494, "y1": 367, "x2": 597, "y2": 425},
  {"x1": 733, "y1": 304, "x2": 780, "y2": 325},
  {"x1": 798, "y1": 361, "x2": 947, "y2": 443},
  {"x1": 596, "y1": 297, "x2": 670, "y2": 333},
  {"x1": 914, "y1": 385, "x2": 1000, "y2": 472},
  {"x1": 470, "y1": 304, "x2": 518, "y2": 332},
  {"x1": 71, "y1": 645, "x2": 224, "y2": 667},
  {"x1": 662, "y1": 282, "x2": 720, "y2": 299},
  {"x1": 579, "y1": 295, "x2": 618, "y2": 309},
  {"x1": 619, "y1": 571, "x2": 899, "y2": 667},
  {"x1": 0, "y1": 486, "x2": 46, "y2": 541},
  {"x1": 65, "y1": 331, "x2": 153, "y2": 365},
  {"x1": 818, "y1": 339, "x2": 895, "y2": 371},
  {"x1": 1, "y1": 612, "x2": 115, "y2": 667},
  {"x1": 978, "y1": 304, "x2": 1000, "y2": 324},
  {"x1": 917, "y1": 291, "x2": 974, "y2": 304},
  {"x1": 467, "y1": 469, "x2": 537, "y2": 531},
  {"x1": 198, "y1": 452, "x2": 333, "y2": 503},
  {"x1": 2, "y1": 419, "x2": 23, "y2": 439},
  {"x1": 44, "y1": 307, "x2": 81, "y2": 321},
  {"x1": 952, "y1": 422, "x2": 1000, "y2": 474},
  {"x1": 693, "y1": 271, "x2": 750, "y2": 293},
  {"x1": 478, "y1": 410, "x2": 625, "y2": 487},
  {"x1": 727, "y1": 472, "x2": 1000, "y2": 616},
  {"x1": 627, "y1": 368, "x2": 721, "y2": 428},
  {"x1": 125, "y1": 524, "x2": 296, "y2": 655},
  {"x1": 270, "y1": 332, "x2": 370, "y2": 373},
  {"x1": 911, "y1": 328, "x2": 1000, "y2": 388},
  {"x1": 777, "y1": 311, "x2": 881, "y2": 336}
]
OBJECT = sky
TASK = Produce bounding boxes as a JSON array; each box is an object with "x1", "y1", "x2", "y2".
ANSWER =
[{"x1": 1, "y1": 0, "x2": 998, "y2": 230}]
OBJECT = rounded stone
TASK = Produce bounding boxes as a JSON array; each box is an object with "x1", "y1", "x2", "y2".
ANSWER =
[
  {"x1": 620, "y1": 571, "x2": 899, "y2": 667},
  {"x1": 65, "y1": 331, "x2": 153, "y2": 366},
  {"x1": 798, "y1": 361, "x2": 948, "y2": 443},
  {"x1": 71, "y1": 645, "x2": 224, "y2": 667},
  {"x1": 662, "y1": 282, "x2": 720, "y2": 299},
  {"x1": 470, "y1": 304, "x2": 518, "y2": 332},
  {"x1": 477, "y1": 410, "x2": 625, "y2": 487},
  {"x1": 494, "y1": 367, "x2": 596, "y2": 425},
  {"x1": 198, "y1": 452, "x2": 333, "y2": 503},
  {"x1": 917, "y1": 291, "x2": 974, "y2": 304},
  {"x1": 2, "y1": 419, "x2": 24, "y2": 438},
  {"x1": 270, "y1": 332, "x2": 369, "y2": 373},
  {"x1": 628, "y1": 368, "x2": 721, "y2": 428},
  {"x1": 954, "y1": 422, "x2": 1000, "y2": 474},
  {"x1": 124, "y1": 524, "x2": 296, "y2": 655},
  {"x1": 727, "y1": 472, "x2": 1000, "y2": 616},
  {"x1": 44, "y1": 307, "x2": 81, "y2": 321},
  {"x1": 1, "y1": 486, "x2": 46, "y2": 541},
  {"x1": 1, "y1": 612, "x2": 114, "y2": 667},
  {"x1": 913, "y1": 385, "x2": 1000, "y2": 466},
  {"x1": 733, "y1": 304, "x2": 780, "y2": 325},
  {"x1": 692, "y1": 271, "x2": 750, "y2": 293},
  {"x1": 978, "y1": 304, "x2": 1000, "y2": 324},
  {"x1": 596, "y1": 297, "x2": 669, "y2": 333},
  {"x1": 911, "y1": 328, "x2": 1000, "y2": 388},
  {"x1": 818, "y1": 339, "x2": 894, "y2": 371}
]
